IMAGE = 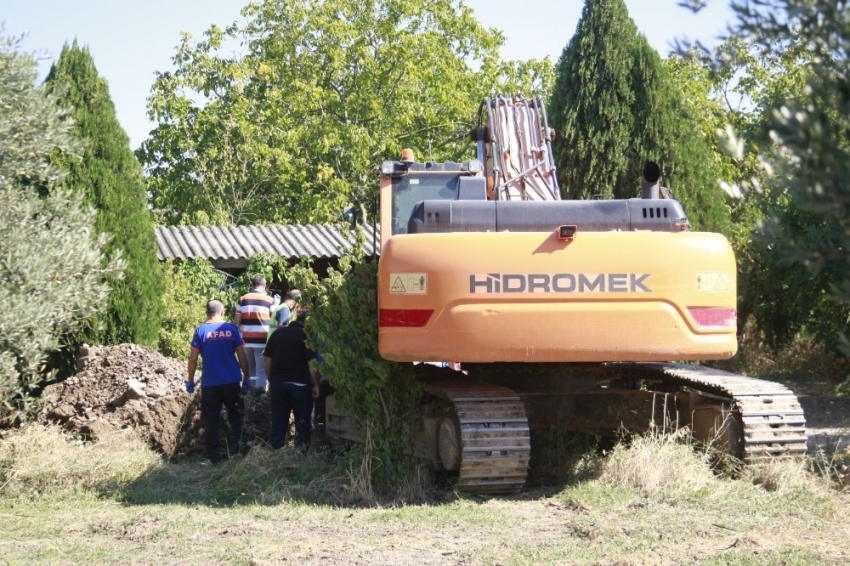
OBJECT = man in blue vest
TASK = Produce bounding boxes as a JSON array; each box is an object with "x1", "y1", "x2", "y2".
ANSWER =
[{"x1": 186, "y1": 300, "x2": 250, "y2": 463}]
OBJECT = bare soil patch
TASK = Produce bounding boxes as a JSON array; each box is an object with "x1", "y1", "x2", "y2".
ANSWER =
[{"x1": 36, "y1": 344, "x2": 271, "y2": 457}]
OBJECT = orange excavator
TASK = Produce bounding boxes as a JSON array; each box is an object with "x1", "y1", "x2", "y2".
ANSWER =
[{"x1": 326, "y1": 95, "x2": 807, "y2": 494}]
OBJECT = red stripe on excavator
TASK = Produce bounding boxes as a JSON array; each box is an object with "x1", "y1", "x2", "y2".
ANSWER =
[
  {"x1": 379, "y1": 309, "x2": 434, "y2": 327},
  {"x1": 688, "y1": 307, "x2": 737, "y2": 328}
]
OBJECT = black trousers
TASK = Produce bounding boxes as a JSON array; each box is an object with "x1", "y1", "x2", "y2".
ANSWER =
[
  {"x1": 201, "y1": 382, "x2": 244, "y2": 463},
  {"x1": 269, "y1": 381, "x2": 313, "y2": 448}
]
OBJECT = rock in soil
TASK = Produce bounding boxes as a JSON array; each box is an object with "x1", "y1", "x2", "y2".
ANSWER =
[{"x1": 37, "y1": 344, "x2": 272, "y2": 458}]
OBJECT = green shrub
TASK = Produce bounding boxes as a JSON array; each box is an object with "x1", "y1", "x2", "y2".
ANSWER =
[
  {"x1": 0, "y1": 36, "x2": 122, "y2": 417},
  {"x1": 158, "y1": 259, "x2": 231, "y2": 360},
  {"x1": 288, "y1": 245, "x2": 421, "y2": 488}
]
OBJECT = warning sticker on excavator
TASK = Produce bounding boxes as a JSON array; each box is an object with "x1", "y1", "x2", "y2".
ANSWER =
[
  {"x1": 390, "y1": 273, "x2": 428, "y2": 294},
  {"x1": 695, "y1": 272, "x2": 730, "y2": 292}
]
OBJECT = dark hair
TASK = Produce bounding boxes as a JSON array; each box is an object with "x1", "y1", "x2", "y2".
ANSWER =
[
  {"x1": 296, "y1": 309, "x2": 308, "y2": 324},
  {"x1": 206, "y1": 300, "x2": 224, "y2": 317},
  {"x1": 251, "y1": 275, "x2": 267, "y2": 288}
]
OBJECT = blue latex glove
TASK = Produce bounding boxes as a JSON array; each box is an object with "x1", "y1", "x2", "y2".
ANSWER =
[
  {"x1": 185, "y1": 381, "x2": 195, "y2": 394},
  {"x1": 242, "y1": 380, "x2": 251, "y2": 393}
]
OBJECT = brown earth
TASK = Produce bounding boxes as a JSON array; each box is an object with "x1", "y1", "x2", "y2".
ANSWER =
[{"x1": 37, "y1": 343, "x2": 271, "y2": 458}]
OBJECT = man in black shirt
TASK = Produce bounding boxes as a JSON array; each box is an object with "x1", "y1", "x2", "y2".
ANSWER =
[{"x1": 263, "y1": 309, "x2": 320, "y2": 448}]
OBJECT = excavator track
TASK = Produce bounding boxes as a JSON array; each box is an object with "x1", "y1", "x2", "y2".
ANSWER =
[
  {"x1": 606, "y1": 363, "x2": 808, "y2": 462},
  {"x1": 330, "y1": 362, "x2": 808, "y2": 496},
  {"x1": 421, "y1": 378, "x2": 530, "y2": 494}
]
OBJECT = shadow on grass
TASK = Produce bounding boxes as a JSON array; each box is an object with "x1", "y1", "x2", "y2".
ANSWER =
[
  {"x1": 106, "y1": 444, "x2": 580, "y2": 509},
  {"x1": 107, "y1": 443, "x2": 356, "y2": 507}
]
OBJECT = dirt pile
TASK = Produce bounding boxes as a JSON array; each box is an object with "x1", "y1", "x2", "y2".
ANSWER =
[{"x1": 38, "y1": 344, "x2": 271, "y2": 457}]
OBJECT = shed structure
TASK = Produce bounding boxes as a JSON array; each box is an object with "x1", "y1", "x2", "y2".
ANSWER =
[{"x1": 155, "y1": 224, "x2": 380, "y2": 275}]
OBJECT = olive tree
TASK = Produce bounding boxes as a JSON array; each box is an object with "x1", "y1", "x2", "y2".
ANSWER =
[{"x1": 0, "y1": 35, "x2": 123, "y2": 415}]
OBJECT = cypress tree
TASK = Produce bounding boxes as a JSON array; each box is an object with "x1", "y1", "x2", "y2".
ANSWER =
[
  {"x1": 45, "y1": 42, "x2": 163, "y2": 353},
  {"x1": 549, "y1": 0, "x2": 729, "y2": 233}
]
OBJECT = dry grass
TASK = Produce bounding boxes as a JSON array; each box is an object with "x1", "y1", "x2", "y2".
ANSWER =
[
  {"x1": 597, "y1": 425, "x2": 841, "y2": 501},
  {"x1": 0, "y1": 424, "x2": 159, "y2": 497},
  {"x1": 743, "y1": 458, "x2": 835, "y2": 496},
  {"x1": 335, "y1": 424, "x2": 433, "y2": 506},
  {"x1": 0, "y1": 423, "x2": 429, "y2": 508},
  {"x1": 1, "y1": 424, "x2": 850, "y2": 565},
  {"x1": 597, "y1": 428, "x2": 719, "y2": 496}
]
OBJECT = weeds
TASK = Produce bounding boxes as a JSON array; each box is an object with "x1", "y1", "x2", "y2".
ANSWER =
[
  {"x1": 806, "y1": 446, "x2": 850, "y2": 490},
  {"x1": 598, "y1": 427, "x2": 719, "y2": 496},
  {"x1": 1, "y1": 424, "x2": 849, "y2": 565},
  {"x1": 715, "y1": 324, "x2": 850, "y2": 396},
  {"x1": 743, "y1": 458, "x2": 833, "y2": 497},
  {"x1": 0, "y1": 424, "x2": 433, "y2": 507},
  {"x1": 0, "y1": 424, "x2": 158, "y2": 497}
]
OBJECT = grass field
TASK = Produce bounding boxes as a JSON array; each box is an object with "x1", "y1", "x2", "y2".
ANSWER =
[{"x1": 1, "y1": 425, "x2": 849, "y2": 565}]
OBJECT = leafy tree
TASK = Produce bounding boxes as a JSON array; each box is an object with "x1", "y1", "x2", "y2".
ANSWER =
[
  {"x1": 44, "y1": 43, "x2": 163, "y2": 358},
  {"x1": 739, "y1": 0, "x2": 850, "y2": 353},
  {"x1": 664, "y1": 40, "x2": 811, "y2": 332},
  {"x1": 549, "y1": 0, "x2": 729, "y2": 233},
  {"x1": 0, "y1": 35, "x2": 123, "y2": 415},
  {"x1": 138, "y1": 0, "x2": 553, "y2": 226},
  {"x1": 681, "y1": 0, "x2": 850, "y2": 357}
]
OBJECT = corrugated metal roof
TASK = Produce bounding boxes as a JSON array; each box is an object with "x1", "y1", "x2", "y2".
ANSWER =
[{"x1": 156, "y1": 224, "x2": 381, "y2": 261}]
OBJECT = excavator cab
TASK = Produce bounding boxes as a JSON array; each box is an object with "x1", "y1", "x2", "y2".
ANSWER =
[{"x1": 379, "y1": 156, "x2": 485, "y2": 241}]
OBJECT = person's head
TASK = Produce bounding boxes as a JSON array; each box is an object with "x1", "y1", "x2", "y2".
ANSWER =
[
  {"x1": 251, "y1": 275, "x2": 267, "y2": 290},
  {"x1": 206, "y1": 300, "x2": 225, "y2": 318},
  {"x1": 295, "y1": 308, "x2": 308, "y2": 325},
  {"x1": 286, "y1": 288, "x2": 302, "y2": 306}
]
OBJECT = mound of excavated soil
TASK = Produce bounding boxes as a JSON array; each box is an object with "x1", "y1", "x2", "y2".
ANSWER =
[{"x1": 38, "y1": 344, "x2": 271, "y2": 458}]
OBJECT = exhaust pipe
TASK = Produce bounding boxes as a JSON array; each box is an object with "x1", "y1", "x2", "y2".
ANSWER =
[{"x1": 641, "y1": 161, "x2": 661, "y2": 199}]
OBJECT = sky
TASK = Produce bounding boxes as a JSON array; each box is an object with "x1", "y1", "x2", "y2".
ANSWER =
[{"x1": 3, "y1": 0, "x2": 736, "y2": 150}]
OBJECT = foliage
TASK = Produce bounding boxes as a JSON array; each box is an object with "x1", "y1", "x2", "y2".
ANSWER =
[
  {"x1": 194, "y1": 246, "x2": 423, "y2": 487},
  {"x1": 43, "y1": 42, "x2": 163, "y2": 374},
  {"x1": 285, "y1": 242, "x2": 420, "y2": 487},
  {"x1": 231, "y1": 244, "x2": 420, "y2": 487},
  {"x1": 549, "y1": 0, "x2": 729, "y2": 234},
  {"x1": 158, "y1": 253, "x2": 294, "y2": 362},
  {"x1": 670, "y1": 13, "x2": 823, "y2": 343},
  {"x1": 138, "y1": 0, "x2": 553, "y2": 226},
  {"x1": 691, "y1": 1, "x2": 850, "y2": 363},
  {"x1": 0, "y1": 35, "x2": 123, "y2": 416},
  {"x1": 158, "y1": 259, "x2": 231, "y2": 359}
]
